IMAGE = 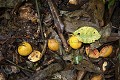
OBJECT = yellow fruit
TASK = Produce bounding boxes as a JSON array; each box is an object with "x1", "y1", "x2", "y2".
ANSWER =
[
  {"x1": 68, "y1": 36, "x2": 82, "y2": 49},
  {"x1": 86, "y1": 46, "x2": 100, "y2": 58},
  {"x1": 48, "y1": 39, "x2": 59, "y2": 51},
  {"x1": 100, "y1": 45, "x2": 113, "y2": 57},
  {"x1": 18, "y1": 42, "x2": 32, "y2": 56},
  {"x1": 91, "y1": 75, "x2": 103, "y2": 80},
  {"x1": 28, "y1": 50, "x2": 42, "y2": 62}
]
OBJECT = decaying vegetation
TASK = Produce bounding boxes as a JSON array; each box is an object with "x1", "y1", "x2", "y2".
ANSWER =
[{"x1": 0, "y1": 0, "x2": 119, "y2": 80}]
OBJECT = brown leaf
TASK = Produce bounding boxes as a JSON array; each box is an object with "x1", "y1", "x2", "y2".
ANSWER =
[{"x1": 74, "y1": 60, "x2": 102, "y2": 73}]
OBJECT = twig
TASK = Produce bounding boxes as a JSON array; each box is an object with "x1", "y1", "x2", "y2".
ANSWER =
[
  {"x1": 0, "y1": 35, "x2": 32, "y2": 45},
  {"x1": 47, "y1": 0, "x2": 69, "y2": 52},
  {"x1": 6, "y1": 59, "x2": 34, "y2": 73},
  {"x1": 77, "y1": 70, "x2": 86, "y2": 80},
  {"x1": 47, "y1": 0, "x2": 64, "y2": 32},
  {"x1": 35, "y1": 0, "x2": 44, "y2": 39},
  {"x1": 41, "y1": 40, "x2": 48, "y2": 55},
  {"x1": 112, "y1": 26, "x2": 120, "y2": 30},
  {"x1": 29, "y1": 63, "x2": 63, "y2": 80},
  {"x1": 49, "y1": 50, "x2": 66, "y2": 69}
]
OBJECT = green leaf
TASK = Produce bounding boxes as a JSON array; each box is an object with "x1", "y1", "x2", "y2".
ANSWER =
[
  {"x1": 108, "y1": 0, "x2": 115, "y2": 9},
  {"x1": 73, "y1": 26, "x2": 101, "y2": 43},
  {"x1": 73, "y1": 55, "x2": 83, "y2": 64}
]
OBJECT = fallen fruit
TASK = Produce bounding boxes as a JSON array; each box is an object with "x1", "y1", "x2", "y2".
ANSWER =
[
  {"x1": 18, "y1": 42, "x2": 32, "y2": 56},
  {"x1": 68, "y1": 35, "x2": 82, "y2": 49},
  {"x1": 28, "y1": 50, "x2": 42, "y2": 62},
  {"x1": 48, "y1": 39, "x2": 59, "y2": 51},
  {"x1": 69, "y1": 0, "x2": 77, "y2": 5},
  {"x1": 91, "y1": 75, "x2": 103, "y2": 80},
  {"x1": 86, "y1": 46, "x2": 100, "y2": 58},
  {"x1": 100, "y1": 45, "x2": 113, "y2": 57}
]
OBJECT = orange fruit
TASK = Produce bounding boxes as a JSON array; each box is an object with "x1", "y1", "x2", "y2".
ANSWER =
[
  {"x1": 86, "y1": 46, "x2": 100, "y2": 58},
  {"x1": 68, "y1": 35, "x2": 82, "y2": 49},
  {"x1": 91, "y1": 75, "x2": 103, "y2": 80},
  {"x1": 48, "y1": 39, "x2": 59, "y2": 51},
  {"x1": 100, "y1": 45, "x2": 113, "y2": 57},
  {"x1": 18, "y1": 42, "x2": 32, "y2": 56}
]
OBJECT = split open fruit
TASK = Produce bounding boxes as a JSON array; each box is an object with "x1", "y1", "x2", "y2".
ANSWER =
[
  {"x1": 86, "y1": 45, "x2": 113, "y2": 58},
  {"x1": 28, "y1": 50, "x2": 42, "y2": 62},
  {"x1": 100, "y1": 45, "x2": 113, "y2": 57},
  {"x1": 86, "y1": 46, "x2": 100, "y2": 58}
]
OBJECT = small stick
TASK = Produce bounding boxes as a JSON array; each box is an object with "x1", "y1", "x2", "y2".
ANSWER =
[
  {"x1": 29, "y1": 63, "x2": 63, "y2": 80},
  {"x1": 35, "y1": 0, "x2": 44, "y2": 39},
  {"x1": 47, "y1": 0, "x2": 69, "y2": 52},
  {"x1": 41, "y1": 39, "x2": 48, "y2": 55},
  {"x1": 6, "y1": 59, "x2": 34, "y2": 73},
  {"x1": 47, "y1": 0, "x2": 64, "y2": 32},
  {"x1": 77, "y1": 70, "x2": 86, "y2": 80}
]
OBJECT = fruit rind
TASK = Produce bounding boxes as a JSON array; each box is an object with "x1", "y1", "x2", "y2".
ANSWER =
[
  {"x1": 28, "y1": 50, "x2": 42, "y2": 62},
  {"x1": 100, "y1": 45, "x2": 113, "y2": 57},
  {"x1": 85, "y1": 46, "x2": 100, "y2": 58}
]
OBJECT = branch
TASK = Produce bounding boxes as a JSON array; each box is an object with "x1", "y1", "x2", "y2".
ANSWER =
[
  {"x1": 29, "y1": 63, "x2": 63, "y2": 80},
  {"x1": 47, "y1": 0, "x2": 69, "y2": 52},
  {"x1": 6, "y1": 59, "x2": 34, "y2": 73},
  {"x1": 77, "y1": 70, "x2": 86, "y2": 80}
]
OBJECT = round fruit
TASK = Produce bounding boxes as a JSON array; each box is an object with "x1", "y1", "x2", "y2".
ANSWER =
[
  {"x1": 28, "y1": 50, "x2": 42, "y2": 62},
  {"x1": 48, "y1": 39, "x2": 59, "y2": 51},
  {"x1": 91, "y1": 75, "x2": 103, "y2": 80},
  {"x1": 18, "y1": 42, "x2": 32, "y2": 56},
  {"x1": 68, "y1": 35, "x2": 82, "y2": 49},
  {"x1": 100, "y1": 45, "x2": 113, "y2": 57},
  {"x1": 86, "y1": 46, "x2": 100, "y2": 58}
]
